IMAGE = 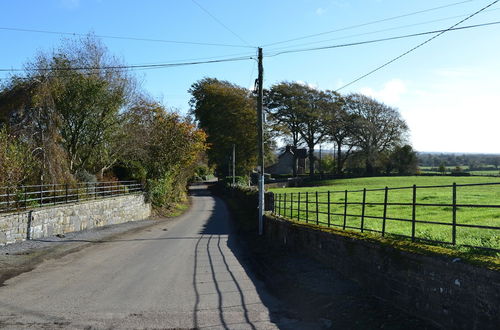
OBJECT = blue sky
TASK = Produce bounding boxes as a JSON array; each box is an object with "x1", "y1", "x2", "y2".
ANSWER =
[{"x1": 1, "y1": 0, "x2": 499, "y2": 153}]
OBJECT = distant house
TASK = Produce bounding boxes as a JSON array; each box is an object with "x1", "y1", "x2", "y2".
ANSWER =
[{"x1": 266, "y1": 146, "x2": 308, "y2": 175}]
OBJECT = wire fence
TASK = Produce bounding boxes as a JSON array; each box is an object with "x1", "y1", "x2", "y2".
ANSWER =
[
  {"x1": 0, "y1": 181, "x2": 143, "y2": 214},
  {"x1": 271, "y1": 182, "x2": 500, "y2": 252}
]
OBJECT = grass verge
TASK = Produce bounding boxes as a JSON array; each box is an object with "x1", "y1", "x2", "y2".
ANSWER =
[{"x1": 271, "y1": 214, "x2": 500, "y2": 271}]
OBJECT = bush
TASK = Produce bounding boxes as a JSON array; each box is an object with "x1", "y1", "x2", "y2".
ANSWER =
[
  {"x1": 223, "y1": 175, "x2": 248, "y2": 187},
  {"x1": 146, "y1": 170, "x2": 187, "y2": 210}
]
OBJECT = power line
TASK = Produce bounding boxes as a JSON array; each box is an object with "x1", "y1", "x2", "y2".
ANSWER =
[
  {"x1": 265, "y1": 21, "x2": 500, "y2": 57},
  {"x1": 0, "y1": 26, "x2": 255, "y2": 49},
  {"x1": 263, "y1": 0, "x2": 476, "y2": 47},
  {"x1": 335, "y1": 0, "x2": 500, "y2": 92},
  {"x1": 266, "y1": 7, "x2": 500, "y2": 53},
  {"x1": 191, "y1": 0, "x2": 253, "y2": 47},
  {"x1": 0, "y1": 55, "x2": 255, "y2": 73},
  {"x1": 123, "y1": 50, "x2": 256, "y2": 66}
]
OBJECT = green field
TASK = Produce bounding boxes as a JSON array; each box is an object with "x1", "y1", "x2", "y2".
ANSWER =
[
  {"x1": 419, "y1": 166, "x2": 500, "y2": 176},
  {"x1": 270, "y1": 176, "x2": 500, "y2": 253}
]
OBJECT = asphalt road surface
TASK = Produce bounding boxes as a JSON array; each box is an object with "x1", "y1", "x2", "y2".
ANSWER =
[{"x1": 0, "y1": 184, "x2": 299, "y2": 329}]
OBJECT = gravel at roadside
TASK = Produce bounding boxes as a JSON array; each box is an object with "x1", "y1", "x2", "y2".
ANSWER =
[
  {"x1": 0, "y1": 217, "x2": 167, "y2": 286},
  {"x1": 0, "y1": 218, "x2": 157, "y2": 255}
]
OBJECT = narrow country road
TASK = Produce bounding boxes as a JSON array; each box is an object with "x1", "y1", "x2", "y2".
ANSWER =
[{"x1": 0, "y1": 184, "x2": 293, "y2": 329}]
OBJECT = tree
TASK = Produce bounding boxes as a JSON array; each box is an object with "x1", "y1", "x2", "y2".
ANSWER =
[
  {"x1": 0, "y1": 127, "x2": 37, "y2": 187},
  {"x1": 389, "y1": 145, "x2": 418, "y2": 175},
  {"x1": 323, "y1": 92, "x2": 358, "y2": 175},
  {"x1": 117, "y1": 97, "x2": 207, "y2": 208},
  {"x1": 265, "y1": 82, "x2": 306, "y2": 176},
  {"x1": 345, "y1": 94, "x2": 409, "y2": 175},
  {"x1": 189, "y1": 78, "x2": 258, "y2": 177},
  {"x1": 0, "y1": 35, "x2": 134, "y2": 180},
  {"x1": 438, "y1": 162, "x2": 447, "y2": 175}
]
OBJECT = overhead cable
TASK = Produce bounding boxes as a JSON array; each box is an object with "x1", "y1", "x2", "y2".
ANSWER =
[
  {"x1": 0, "y1": 26, "x2": 255, "y2": 49},
  {"x1": 191, "y1": 0, "x2": 253, "y2": 47},
  {"x1": 265, "y1": 21, "x2": 500, "y2": 57},
  {"x1": 335, "y1": 0, "x2": 500, "y2": 91},
  {"x1": 263, "y1": 0, "x2": 476, "y2": 47}
]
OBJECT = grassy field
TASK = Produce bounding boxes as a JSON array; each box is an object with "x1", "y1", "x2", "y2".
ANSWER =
[
  {"x1": 269, "y1": 176, "x2": 500, "y2": 253},
  {"x1": 419, "y1": 166, "x2": 499, "y2": 176}
]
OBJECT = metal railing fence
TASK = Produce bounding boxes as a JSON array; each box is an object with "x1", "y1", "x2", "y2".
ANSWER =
[
  {"x1": 272, "y1": 182, "x2": 500, "y2": 252},
  {"x1": 0, "y1": 181, "x2": 143, "y2": 214}
]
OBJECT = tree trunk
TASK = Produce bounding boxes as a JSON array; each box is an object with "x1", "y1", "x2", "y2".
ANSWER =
[
  {"x1": 336, "y1": 144, "x2": 342, "y2": 175},
  {"x1": 365, "y1": 158, "x2": 374, "y2": 176},
  {"x1": 308, "y1": 147, "x2": 315, "y2": 177}
]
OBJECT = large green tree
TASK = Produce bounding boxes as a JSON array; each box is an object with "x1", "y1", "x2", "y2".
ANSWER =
[
  {"x1": 189, "y1": 78, "x2": 258, "y2": 177},
  {"x1": 265, "y1": 82, "x2": 306, "y2": 176},
  {"x1": 296, "y1": 86, "x2": 330, "y2": 176},
  {"x1": 345, "y1": 94, "x2": 409, "y2": 175},
  {"x1": 0, "y1": 35, "x2": 133, "y2": 181},
  {"x1": 323, "y1": 91, "x2": 357, "y2": 175}
]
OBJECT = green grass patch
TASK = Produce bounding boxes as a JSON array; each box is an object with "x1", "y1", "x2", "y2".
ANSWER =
[
  {"x1": 269, "y1": 176, "x2": 500, "y2": 254},
  {"x1": 269, "y1": 214, "x2": 500, "y2": 271}
]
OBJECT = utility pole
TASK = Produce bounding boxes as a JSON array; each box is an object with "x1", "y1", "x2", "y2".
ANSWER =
[
  {"x1": 232, "y1": 144, "x2": 236, "y2": 186},
  {"x1": 257, "y1": 47, "x2": 265, "y2": 235}
]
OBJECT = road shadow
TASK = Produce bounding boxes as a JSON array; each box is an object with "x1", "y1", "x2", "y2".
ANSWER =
[
  {"x1": 190, "y1": 187, "x2": 285, "y2": 329},
  {"x1": 198, "y1": 186, "x2": 438, "y2": 330}
]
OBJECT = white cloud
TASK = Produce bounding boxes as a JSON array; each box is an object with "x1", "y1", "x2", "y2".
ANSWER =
[
  {"x1": 315, "y1": 7, "x2": 326, "y2": 16},
  {"x1": 296, "y1": 80, "x2": 318, "y2": 90},
  {"x1": 359, "y1": 79, "x2": 407, "y2": 105}
]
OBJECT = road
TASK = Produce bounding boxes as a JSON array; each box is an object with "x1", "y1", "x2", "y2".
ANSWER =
[{"x1": 0, "y1": 184, "x2": 296, "y2": 329}]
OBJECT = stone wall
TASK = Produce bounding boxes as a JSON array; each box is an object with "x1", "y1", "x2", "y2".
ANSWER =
[
  {"x1": 0, "y1": 194, "x2": 151, "y2": 245},
  {"x1": 264, "y1": 215, "x2": 500, "y2": 330}
]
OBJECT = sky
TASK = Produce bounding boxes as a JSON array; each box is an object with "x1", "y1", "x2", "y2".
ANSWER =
[{"x1": 0, "y1": 0, "x2": 499, "y2": 153}]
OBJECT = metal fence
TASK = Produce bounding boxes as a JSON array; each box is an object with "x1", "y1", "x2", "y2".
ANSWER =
[
  {"x1": 0, "y1": 181, "x2": 143, "y2": 214},
  {"x1": 272, "y1": 182, "x2": 500, "y2": 252}
]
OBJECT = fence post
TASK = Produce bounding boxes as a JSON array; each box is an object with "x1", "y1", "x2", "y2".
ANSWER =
[
  {"x1": 305, "y1": 192, "x2": 309, "y2": 223},
  {"x1": 65, "y1": 184, "x2": 69, "y2": 204},
  {"x1": 343, "y1": 190, "x2": 348, "y2": 230},
  {"x1": 327, "y1": 191, "x2": 331, "y2": 228},
  {"x1": 412, "y1": 184, "x2": 417, "y2": 241},
  {"x1": 382, "y1": 187, "x2": 388, "y2": 236},
  {"x1": 361, "y1": 188, "x2": 366, "y2": 232},
  {"x1": 290, "y1": 193, "x2": 293, "y2": 219},
  {"x1": 284, "y1": 193, "x2": 287, "y2": 218},
  {"x1": 95, "y1": 182, "x2": 98, "y2": 199},
  {"x1": 452, "y1": 182, "x2": 457, "y2": 245},
  {"x1": 6, "y1": 187, "x2": 10, "y2": 210},
  {"x1": 315, "y1": 191, "x2": 319, "y2": 225},
  {"x1": 279, "y1": 194, "x2": 282, "y2": 216},
  {"x1": 297, "y1": 192, "x2": 301, "y2": 221},
  {"x1": 53, "y1": 185, "x2": 56, "y2": 205}
]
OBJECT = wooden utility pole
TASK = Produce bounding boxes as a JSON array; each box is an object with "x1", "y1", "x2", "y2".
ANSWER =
[{"x1": 257, "y1": 47, "x2": 264, "y2": 235}]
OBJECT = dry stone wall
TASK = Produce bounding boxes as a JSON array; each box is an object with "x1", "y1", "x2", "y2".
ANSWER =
[
  {"x1": 264, "y1": 215, "x2": 500, "y2": 330},
  {"x1": 0, "y1": 194, "x2": 151, "y2": 245}
]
